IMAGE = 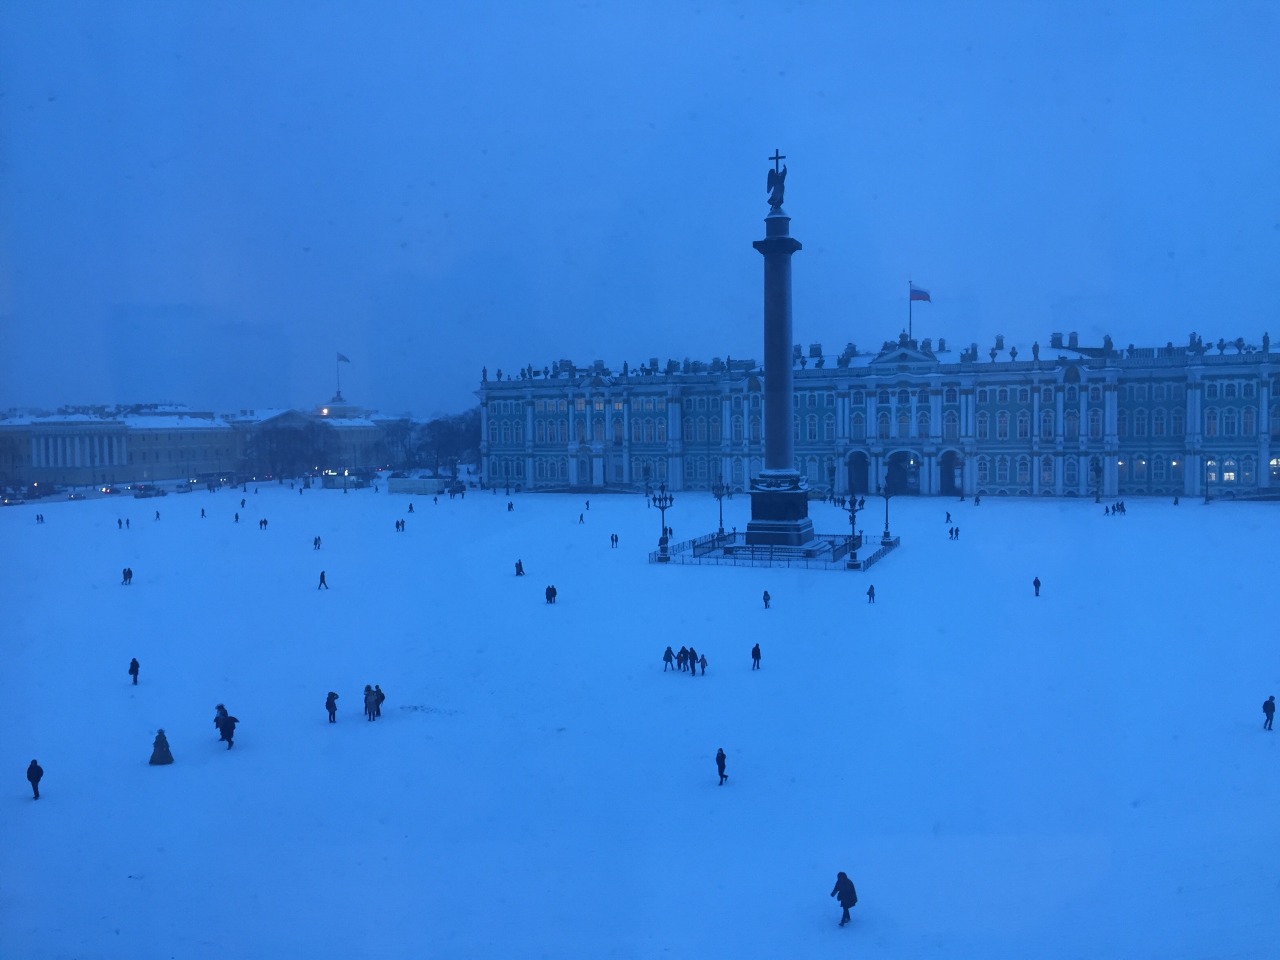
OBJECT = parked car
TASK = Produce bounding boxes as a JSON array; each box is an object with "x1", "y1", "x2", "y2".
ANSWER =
[
  {"x1": 100, "y1": 485, "x2": 119, "y2": 494},
  {"x1": 66, "y1": 493, "x2": 87, "y2": 501}
]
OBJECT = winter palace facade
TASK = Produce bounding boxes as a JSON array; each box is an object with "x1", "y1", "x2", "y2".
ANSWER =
[{"x1": 478, "y1": 331, "x2": 1279, "y2": 499}]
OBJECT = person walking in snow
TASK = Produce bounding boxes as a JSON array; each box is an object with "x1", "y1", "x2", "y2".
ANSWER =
[
  {"x1": 866, "y1": 584, "x2": 875, "y2": 604},
  {"x1": 762, "y1": 590, "x2": 771, "y2": 609},
  {"x1": 318, "y1": 571, "x2": 328, "y2": 590},
  {"x1": 677, "y1": 646, "x2": 689, "y2": 672},
  {"x1": 515, "y1": 560, "x2": 524, "y2": 576},
  {"x1": 326, "y1": 691, "x2": 339, "y2": 723},
  {"x1": 687, "y1": 647, "x2": 698, "y2": 679},
  {"x1": 374, "y1": 685, "x2": 385, "y2": 718},
  {"x1": 149, "y1": 729, "x2": 174, "y2": 765},
  {"x1": 363, "y1": 685, "x2": 377, "y2": 722},
  {"x1": 1265, "y1": 695, "x2": 1275, "y2": 731},
  {"x1": 545, "y1": 585, "x2": 553, "y2": 604},
  {"x1": 214, "y1": 704, "x2": 229, "y2": 740},
  {"x1": 751, "y1": 643, "x2": 761, "y2": 670},
  {"x1": 663, "y1": 646, "x2": 675, "y2": 672},
  {"x1": 830, "y1": 871, "x2": 858, "y2": 927},
  {"x1": 218, "y1": 714, "x2": 238, "y2": 749},
  {"x1": 128, "y1": 658, "x2": 140, "y2": 685},
  {"x1": 1033, "y1": 576, "x2": 1041, "y2": 597},
  {"x1": 699, "y1": 653, "x2": 707, "y2": 676},
  {"x1": 716, "y1": 748, "x2": 727, "y2": 785},
  {"x1": 27, "y1": 759, "x2": 43, "y2": 799},
  {"x1": 121, "y1": 567, "x2": 128, "y2": 586}
]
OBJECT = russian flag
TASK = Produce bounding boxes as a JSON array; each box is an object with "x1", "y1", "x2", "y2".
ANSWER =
[{"x1": 909, "y1": 284, "x2": 931, "y2": 303}]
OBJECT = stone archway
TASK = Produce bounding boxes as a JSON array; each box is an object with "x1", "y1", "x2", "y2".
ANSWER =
[
  {"x1": 938, "y1": 450, "x2": 963, "y2": 496},
  {"x1": 847, "y1": 451, "x2": 870, "y2": 495},
  {"x1": 884, "y1": 450, "x2": 921, "y2": 495}
]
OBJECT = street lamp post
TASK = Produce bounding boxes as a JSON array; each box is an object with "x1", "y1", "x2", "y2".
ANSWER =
[
  {"x1": 844, "y1": 495, "x2": 861, "y2": 567},
  {"x1": 711, "y1": 477, "x2": 727, "y2": 539},
  {"x1": 880, "y1": 476, "x2": 893, "y2": 545},
  {"x1": 654, "y1": 482, "x2": 675, "y2": 561}
]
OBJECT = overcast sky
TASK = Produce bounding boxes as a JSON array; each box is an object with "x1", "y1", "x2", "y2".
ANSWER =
[{"x1": 2, "y1": 2, "x2": 1277, "y2": 418}]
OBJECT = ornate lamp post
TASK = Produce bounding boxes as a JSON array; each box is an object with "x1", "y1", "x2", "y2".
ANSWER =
[
  {"x1": 879, "y1": 475, "x2": 893, "y2": 545},
  {"x1": 654, "y1": 482, "x2": 675, "y2": 561},
  {"x1": 844, "y1": 494, "x2": 861, "y2": 567},
  {"x1": 711, "y1": 477, "x2": 728, "y2": 539}
]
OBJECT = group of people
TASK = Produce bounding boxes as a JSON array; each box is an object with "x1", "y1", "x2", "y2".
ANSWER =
[
  {"x1": 661, "y1": 645, "x2": 707, "y2": 675},
  {"x1": 544, "y1": 584, "x2": 558, "y2": 603},
  {"x1": 1104, "y1": 500, "x2": 1128, "y2": 516},
  {"x1": 120, "y1": 566, "x2": 134, "y2": 585},
  {"x1": 362, "y1": 685, "x2": 386, "y2": 721},
  {"x1": 394, "y1": 519, "x2": 407, "y2": 532},
  {"x1": 946, "y1": 526, "x2": 961, "y2": 539}
]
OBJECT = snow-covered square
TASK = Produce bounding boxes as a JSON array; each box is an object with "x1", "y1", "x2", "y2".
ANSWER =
[{"x1": 3, "y1": 487, "x2": 1277, "y2": 958}]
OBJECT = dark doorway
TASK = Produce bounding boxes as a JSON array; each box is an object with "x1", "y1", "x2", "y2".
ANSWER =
[
  {"x1": 847, "y1": 452, "x2": 870, "y2": 495},
  {"x1": 939, "y1": 450, "x2": 963, "y2": 496},
  {"x1": 884, "y1": 451, "x2": 920, "y2": 495}
]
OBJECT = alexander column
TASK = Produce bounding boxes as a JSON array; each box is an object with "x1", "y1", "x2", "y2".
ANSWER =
[{"x1": 746, "y1": 151, "x2": 815, "y2": 547}]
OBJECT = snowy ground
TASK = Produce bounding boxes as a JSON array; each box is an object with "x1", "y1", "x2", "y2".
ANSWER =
[{"x1": 2, "y1": 484, "x2": 1277, "y2": 959}]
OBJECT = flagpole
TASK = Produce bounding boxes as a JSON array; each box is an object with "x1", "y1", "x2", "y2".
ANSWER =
[
  {"x1": 908, "y1": 280, "x2": 913, "y2": 340},
  {"x1": 336, "y1": 355, "x2": 341, "y2": 398}
]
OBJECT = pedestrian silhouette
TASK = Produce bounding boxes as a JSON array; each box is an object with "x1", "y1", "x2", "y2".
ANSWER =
[
  {"x1": 830, "y1": 871, "x2": 858, "y2": 926},
  {"x1": 128, "y1": 657, "x2": 140, "y2": 685},
  {"x1": 1033, "y1": 576, "x2": 1041, "y2": 597},
  {"x1": 751, "y1": 643, "x2": 761, "y2": 670},
  {"x1": 27, "y1": 759, "x2": 43, "y2": 799},
  {"x1": 149, "y1": 729, "x2": 174, "y2": 765},
  {"x1": 1265, "y1": 695, "x2": 1275, "y2": 731},
  {"x1": 867, "y1": 584, "x2": 875, "y2": 604},
  {"x1": 716, "y1": 748, "x2": 727, "y2": 785},
  {"x1": 318, "y1": 571, "x2": 328, "y2": 590}
]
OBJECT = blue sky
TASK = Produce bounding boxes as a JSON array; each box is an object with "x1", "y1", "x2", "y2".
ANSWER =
[{"x1": 2, "y1": 1, "x2": 1277, "y2": 416}]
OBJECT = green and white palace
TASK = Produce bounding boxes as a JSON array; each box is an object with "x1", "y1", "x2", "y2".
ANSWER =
[{"x1": 478, "y1": 331, "x2": 1278, "y2": 499}]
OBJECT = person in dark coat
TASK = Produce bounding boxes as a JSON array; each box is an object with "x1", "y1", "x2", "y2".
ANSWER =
[
  {"x1": 1265, "y1": 695, "x2": 1275, "y2": 731},
  {"x1": 676, "y1": 647, "x2": 687, "y2": 671},
  {"x1": 515, "y1": 560, "x2": 525, "y2": 576},
  {"x1": 545, "y1": 585, "x2": 553, "y2": 604},
  {"x1": 27, "y1": 759, "x2": 43, "y2": 799},
  {"x1": 1033, "y1": 576, "x2": 1041, "y2": 597},
  {"x1": 363, "y1": 685, "x2": 377, "y2": 721},
  {"x1": 374, "y1": 685, "x2": 385, "y2": 718},
  {"x1": 866, "y1": 584, "x2": 875, "y2": 604},
  {"x1": 762, "y1": 590, "x2": 771, "y2": 609},
  {"x1": 214, "y1": 703, "x2": 229, "y2": 740},
  {"x1": 149, "y1": 729, "x2": 174, "y2": 765},
  {"x1": 663, "y1": 646, "x2": 675, "y2": 672},
  {"x1": 219, "y1": 715, "x2": 239, "y2": 749},
  {"x1": 751, "y1": 643, "x2": 761, "y2": 670},
  {"x1": 699, "y1": 653, "x2": 707, "y2": 676},
  {"x1": 687, "y1": 647, "x2": 698, "y2": 679},
  {"x1": 326, "y1": 691, "x2": 339, "y2": 723},
  {"x1": 716, "y1": 748, "x2": 727, "y2": 785},
  {"x1": 318, "y1": 570, "x2": 328, "y2": 590},
  {"x1": 830, "y1": 871, "x2": 858, "y2": 926},
  {"x1": 128, "y1": 657, "x2": 140, "y2": 685}
]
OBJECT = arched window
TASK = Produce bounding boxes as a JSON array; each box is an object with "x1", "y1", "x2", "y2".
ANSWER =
[
  {"x1": 977, "y1": 412, "x2": 989, "y2": 440},
  {"x1": 1088, "y1": 409, "x2": 1102, "y2": 439},
  {"x1": 877, "y1": 412, "x2": 891, "y2": 440},
  {"x1": 851, "y1": 391, "x2": 864, "y2": 405},
  {"x1": 997, "y1": 411, "x2": 1010, "y2": 440},
  {"x1": 1064, "y1": 458, "x2": 1079, "y2": 486},
  {"x1": 977, "y1": 456, "x2": 990, "y2": 484},
  {"x1": 1205, "y1": 382, "x2": 1218, "y2": 399},
  {"x1": 1018, "y1": 387, "x2": 1030, "y2": 403},
  {"x1": 944, "y1": 387, "x2": 958, "y2": 404},
  {"x1": 1205, "y1": 458, "x2": 1218, "y2": 482},
  {"x1": 1225, "y1": 382, "x2": 1237, "y2": 399},
  {"x1": 750, "y1": 417, "x2": 760, "y2": 443},
  {"x1": 1152, "y1": 409, "x2": 1166, "y2": 436},
  {"x1": 1040, "y1": 455, "x2": 1054, "y2": 485},
  {"x1": 1204, "y1": 409, "x2": 1218, "y2": 436},
  {"x1": 996, "y1": 455, "x2": 1010, "y2": 484},
  {"x1": 1017, "y1": 410, "x2": 1030, "y2": 439},
  {"x1": 612, "y1": 418, "x2": 623, "y2": 445},
  {"x1": 1133, "y1": 411, "x2": 1147, "y2": 437},
  {"x1": 806, "y1": 415, "x2": 818, "y2": 441},
  {"x1": 1041, "y1": 410, "x2": 1054, "y2": 439},
  {"x1": 1065, "y1": 410, "x2": 1079, "y2": 439},
  {"x1": 1242, "y1": 456, "x2": 1256, "y2": 484},
  {"x1": 1172, "y1": 410, "x2": 1185, "y2": 435},
  {"x1": 898, "y1": 389, "x2": 910, "y2": 406},
  {"x1": 593, "y1": 419, "x2": 604, "y2": 442},
  {"x1": 501, "y1": 423, "x2": 512, "y2": 444},
  {"x1": 793, "y1": 417, "x2": 801, "y2": 441},
  {"x1": 696, "y1": 417, "x2": 708, "y2": 442},
  {"x1": 1016, "y1": 456, "x2": 1030, "y2": 485},
  {"x1": 851, "y1": 413, "x2": 866, "y2": 441},
  {"x1": 1242, "y1": 407, "x2": 1255, "y2": 436},
  {"x1": 823, "y1": 414, "x2": 835, "y2": 441},
  {"x1": 632, "y1": 420, "x2": 642, "y2": 443},
  {"x1": 878, "y1": 390, "x2": 890, "y2": 404},
  {"x1": 917, "y1": 410, "x2": 930, "y2": 438},
  {"x1": 896, "y1": 412, "x2": 910, "y2": 438},
  {"x1": 1153, "y1": 455, "x2": 1167, "y2": 481},
  {"x1": 656, "y1": 419, "x2": 667, "y2": 442},
  {"x1": 943, "y1": 410, "x2": 958, "y2": 440},
  {"x1": 732, "y1": 416, "x2": 743, "y2": 443},
  {"x1": 1066, "y1": 386, "x2": 1078, "y2": 403},
  {"x1": 1222, "y1": 458, "x2": 1238, "y2": 483},
  {"x1": 535, "y1": 421, "x2": 546, "y2": 443},
  {"x1": 710, "y1": 417, "x2": 721, "y2": 442},
  {"x1": 1222, "y1": 408, "x2": 1237, "y2": 436},
  {"x1": 1134, "y1": 456, "x2": 1147, "y2": 481}
]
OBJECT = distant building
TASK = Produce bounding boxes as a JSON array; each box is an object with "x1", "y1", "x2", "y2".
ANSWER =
[
  {"x1": 0, "y1": 401, "x2": 392, "y2": 490},
  {"x1": 477, "y1": 332, "x2": 1278, "y2": 499}
]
